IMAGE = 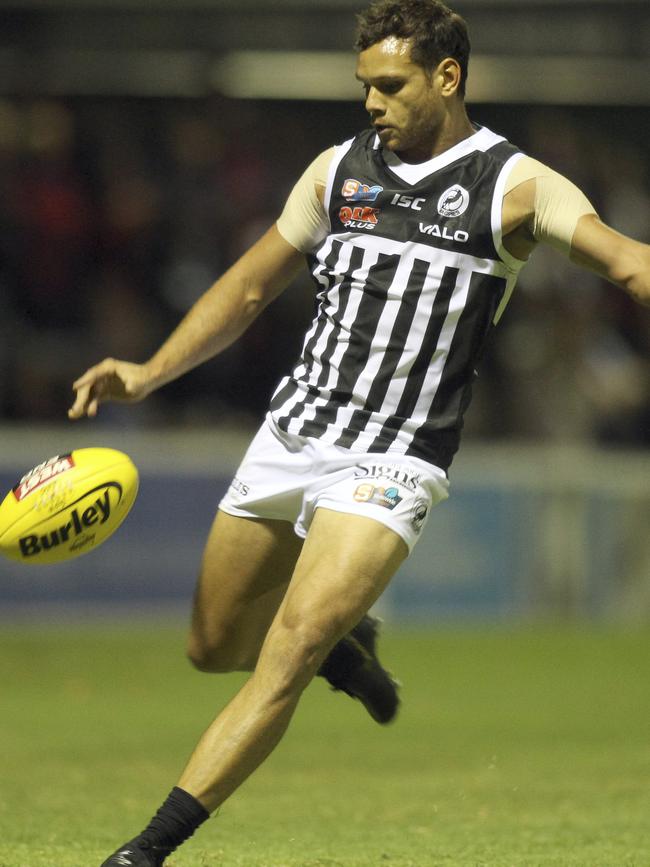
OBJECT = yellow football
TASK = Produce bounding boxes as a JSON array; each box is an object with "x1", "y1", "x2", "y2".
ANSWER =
[{"x1": 0, "y1": 447, "x2": 139, "y2": 565}]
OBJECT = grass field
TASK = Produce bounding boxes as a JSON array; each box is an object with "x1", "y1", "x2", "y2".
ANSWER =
[{"x1": 1, "y1": 623, "x2": 649, "y2": 867}]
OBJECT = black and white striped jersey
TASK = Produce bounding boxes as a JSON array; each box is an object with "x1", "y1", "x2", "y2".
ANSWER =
[{"x1": 269, "y1": 125, "x2": 527, "y2": 472}]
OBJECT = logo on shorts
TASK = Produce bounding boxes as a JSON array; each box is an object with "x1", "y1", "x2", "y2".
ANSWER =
[
  {"x1": 353, "y1": 483, "x2": 402, "y2": 510},
  {"x1": 230, "y1": 477, "x2": 249, "y2": 496},
  {"x1": 411, "y1": 498, "x2": 429, "y2": 533},
  {"x1": 354, "y1": 464, "x2": 420, "y2": 492},
  {"x1": 437, "y1": 184, "x2": 470, "y2": 218}
]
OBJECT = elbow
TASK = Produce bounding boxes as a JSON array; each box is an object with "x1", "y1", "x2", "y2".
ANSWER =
[
  {"x1": 611, "y1": 245, "x2": 650, "y2": 307},
  {"x1": 238, "y1": 275, "x2": 269, "y2": 320},
  {"x1": 243, "y1": 286, "x2": 268, "y2": 319},
  {"x1": 622, "y1": 269, "x2": 650, "y2": 307},
  {"x1": 627, "y1": 285, "x2": 650, "y2": 308}
]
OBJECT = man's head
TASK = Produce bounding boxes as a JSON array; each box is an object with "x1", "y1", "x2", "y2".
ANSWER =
[
  {"x1": 354, "y1": 0, "x2": 472, "y2": 162},
  {"x1": 356, "y1": 0, "x2": 470, "y2": 97}
]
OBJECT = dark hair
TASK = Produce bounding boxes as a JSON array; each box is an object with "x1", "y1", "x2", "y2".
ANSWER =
[{"x1": 355, "y1": 0, "x2": 470, "y2": 97}]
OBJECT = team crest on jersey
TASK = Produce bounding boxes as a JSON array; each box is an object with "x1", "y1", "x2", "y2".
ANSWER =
[
  {"x1": 437, "y1": 185, "x2": 470, "y2": 218},
  {"x1": 339, "y1": 205, "x2": 380, "y2": 230},
  {"x1": 341, "y1": 178, "x2": 383, "y2": 202}
]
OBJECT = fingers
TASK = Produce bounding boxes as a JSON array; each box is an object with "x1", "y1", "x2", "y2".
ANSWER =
[
  {"x1": 68, "y1": 386, "x2": 89, "y2": 419},
  {"x1": 68, "y1": 380, "x2": 100, "y2": 420},
  {"x1": 71, "y1": 357, "x2": 115, "y2": 392},
  {"x1": 68, "y1": 358, "x2": 147, "y2": 420},
  {"x1": 68, "y1": 358, "x2": 116, "y2": 420}
]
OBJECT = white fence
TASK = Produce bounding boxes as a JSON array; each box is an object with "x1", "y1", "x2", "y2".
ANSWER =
[{"x1": 1, "y1": 424, "x2": 649, "y2": 622}]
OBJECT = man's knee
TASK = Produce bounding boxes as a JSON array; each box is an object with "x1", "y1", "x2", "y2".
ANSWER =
[
  {"x1": 187, "y1": 627, "x2": 254, "y2": 673},
  {"x1": 257, "y1": 621, "x2": 333, "y2": 698}
]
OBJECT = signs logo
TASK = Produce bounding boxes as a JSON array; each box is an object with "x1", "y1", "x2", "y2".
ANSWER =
[
  {"x1": 352, "y1": 464, "x2": 424, "y2": 512},
  {"x1": 437, "y1": 185, "x2": 470, "y2": 218},
  {"x1": 354, "y1": 464, "x2": 420, "y2": 492}
]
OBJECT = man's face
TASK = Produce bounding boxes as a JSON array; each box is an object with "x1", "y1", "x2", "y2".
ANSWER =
[{"x1": 356, "y1": 37, "x2": 445, "y2": 163}]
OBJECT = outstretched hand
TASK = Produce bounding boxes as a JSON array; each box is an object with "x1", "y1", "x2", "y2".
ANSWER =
[{"x1": 68, "y1": 358, "x2": 153, "y2": 420}]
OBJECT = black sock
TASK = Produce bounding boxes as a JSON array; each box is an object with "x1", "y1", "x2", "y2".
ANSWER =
[{"x1": 138, "y1": 787, "x2": 210, "y2": 852}]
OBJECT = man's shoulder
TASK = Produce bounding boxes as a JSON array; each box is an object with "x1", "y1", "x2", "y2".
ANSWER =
[
  {"x1": 475, "y1": 127, "x2": 523, "y2": 161},
  {"x1": 331, "y1": 128, "x2": 377, "y2": 155},
  {"x1": 325, "y1": 130, "x2": 382, "y2": 183}
]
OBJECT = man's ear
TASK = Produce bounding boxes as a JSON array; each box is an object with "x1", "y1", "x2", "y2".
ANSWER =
[{"x1": 436, "y1": 57, "x2": 463, "y2": 96}]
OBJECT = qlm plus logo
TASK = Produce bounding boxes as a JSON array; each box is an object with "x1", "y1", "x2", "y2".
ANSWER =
[
  {"x1": 339, "y1": 205, "x2": 380, "y2": 230},
  {"x1": 339, "y1": 177, "x2": 383, "y2": 231}
]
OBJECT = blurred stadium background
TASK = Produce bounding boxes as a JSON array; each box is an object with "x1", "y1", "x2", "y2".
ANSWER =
[{"x1": 1, "y1": 0, "x2": 649, "y2": 623}]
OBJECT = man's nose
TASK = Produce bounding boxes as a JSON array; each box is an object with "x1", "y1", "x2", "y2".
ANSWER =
[{"x1": 365, "y1": 87, "x2": 384, "y2": 116}]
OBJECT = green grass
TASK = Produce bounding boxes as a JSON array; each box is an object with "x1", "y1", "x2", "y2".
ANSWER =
[{"x1": 1, "y1": 624, "x2": 649, "y2": 866}]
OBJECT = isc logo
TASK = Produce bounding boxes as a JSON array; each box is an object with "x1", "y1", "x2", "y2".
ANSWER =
[{"x1": 390, "y1": 193, "x2": 426, "y2": 211}]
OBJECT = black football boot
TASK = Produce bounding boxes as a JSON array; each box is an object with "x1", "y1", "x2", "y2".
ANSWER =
[{"x1": 318, "y1": 614, "x2": 400, "y2": 724}]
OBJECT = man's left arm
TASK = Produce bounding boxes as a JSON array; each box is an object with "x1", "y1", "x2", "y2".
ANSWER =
[
  {"x1": 569, "y1": 215, "x2": 650, "y2": 307},
  {"x1": 503, "y1": 158, "x2": 650, "y2": 307}
]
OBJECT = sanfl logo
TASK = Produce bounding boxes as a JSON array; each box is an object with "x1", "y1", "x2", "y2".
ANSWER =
[{"x1": 437, "y1": 185, "x2": 470, "y2": 218}]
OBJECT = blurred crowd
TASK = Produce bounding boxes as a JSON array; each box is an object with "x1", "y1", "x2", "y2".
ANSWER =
[{"x1": 1, "y1": 96, "x2": 648, "y2": 446}]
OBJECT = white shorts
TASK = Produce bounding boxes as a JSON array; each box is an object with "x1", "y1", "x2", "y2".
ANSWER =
[{"x1": 219, "y1": 417, "x2": 450, "y2": 553}]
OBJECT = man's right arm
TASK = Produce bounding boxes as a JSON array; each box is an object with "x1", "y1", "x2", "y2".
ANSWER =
[
  {"x1": 69, "y1": 224, "x2": 305, "y2": 419},
  {"x1": 276, "y1": 147, "x2": 334, "y2": 252}
]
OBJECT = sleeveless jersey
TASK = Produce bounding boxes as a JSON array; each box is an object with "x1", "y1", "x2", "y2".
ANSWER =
[{"x1": 269, "y1": 126, "x2": 526, "y2": 472}]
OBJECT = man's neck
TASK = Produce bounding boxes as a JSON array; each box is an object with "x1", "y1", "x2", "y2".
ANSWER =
[
  {"x1": 431, "y1": 110, "x2": 476, "y2": 158},
  {"x1": 396, "y1": 107, "x2": 475, "y2": 164}
]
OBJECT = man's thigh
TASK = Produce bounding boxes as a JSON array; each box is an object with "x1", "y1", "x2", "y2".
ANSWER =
[
  {"x1": 189, "y1": 509, "x2": 303, "y2": 670},
  {"x1": 260, "y1": 506, "x2": 409, "y2": 674}
]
